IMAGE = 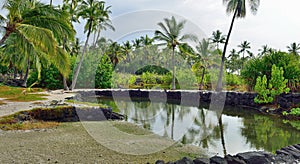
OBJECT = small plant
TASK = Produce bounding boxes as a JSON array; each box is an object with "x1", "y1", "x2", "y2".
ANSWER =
[
  {"x1": 290, "y1": 108, "x2": 300, "y2": 116},
  {"x1": 254, "y1": 65, "x2": 290, "y2": 104},
  {"x1": 141, "y1": 72, "x2": 157, "y2": 84}
]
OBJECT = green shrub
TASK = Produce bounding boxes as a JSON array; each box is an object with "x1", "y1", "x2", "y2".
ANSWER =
[
  {"x1": 141, "y1": 72, "x2": 157, "y2": 84},
  {"x1": 290, "y1": 108, "x2": 300, "y2": 116},
  {"x1": 95, "y1": 55, "x2": 113, "y2": 89},
  {"x1": 282, "y1": 108, "x2": 300, "y2": 116},
  {"x1": 176, "y1": 69, "x2": 197, "y2": 89},
  {"x1": 28, "y1": 64, "x2": 63, "y2": 90},
  {"x1": 226, "y1": 73, "x2": 242, "y2": 86},
  {"x1": 254, "y1": 75, "x2": 272, "y2": 104},
  {"x1": 254, "y1": 65, "x2": 290, "y2": 104},
  {"x1": 162, "y1": 73, "x2": 172, "y2": 84},
  {"x1": 135, "y1": 65, "x2": 170, "y2": 75}
]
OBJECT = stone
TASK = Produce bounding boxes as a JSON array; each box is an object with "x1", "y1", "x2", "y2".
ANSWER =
[
  {"x1": 193, "y1": 158, "x2": 209, "y2": 164},
  {"x1": 210, "y1": 156, "x2": 228, "y2": 164},
  {"x1": 224, "y1": 155, "x2": 246, "y2": 164},
  {"x1": 237, "y1": 152, "x2": 270, "y2": 164},
  {"x1": 155, "y1": 160, "x2": 165, "y2": 164},
  {"x1": 174, "y1": 157, "x2": 193, "y2": 164}
]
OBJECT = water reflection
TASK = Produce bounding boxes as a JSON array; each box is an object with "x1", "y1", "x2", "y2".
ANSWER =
[{"x1": 94, "y1": 98, "x2": 300, "y2": 156}]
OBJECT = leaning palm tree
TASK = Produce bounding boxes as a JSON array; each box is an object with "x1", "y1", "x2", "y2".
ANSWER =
[
  {"x1": 287, "y1": 42, "x2": 300, "y2": 56},
  {"x1": 216, "y1": 0, "x2": 260, "y2": 91},
  {"x1": 0, "y1": 0, "x2": 75, "y2": 87},
  {"x1": 210, "y1": 30, "x2": 226, "y2": 50},
  {"x1": 154, "y1": 16, "x2": 197, "y2": 90},
  {"x1": 70, "y1": 0, "x2": 112, "y2": 90}
]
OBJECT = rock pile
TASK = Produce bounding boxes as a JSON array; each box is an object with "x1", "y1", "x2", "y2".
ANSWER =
[{"x1": 155, "y1": 144, "x2": 300, "y2": 164}]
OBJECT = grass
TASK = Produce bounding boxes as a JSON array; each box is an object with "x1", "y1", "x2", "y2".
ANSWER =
[
  {"x1": 0, "y1": 86, "x2": 47, "y2": 102},
  {"x1": 65, "y1": 99, "x2": 112, "y2": 109},
  {"x1": 0, "y1": 112, "x2": 60, "y2": 131}
]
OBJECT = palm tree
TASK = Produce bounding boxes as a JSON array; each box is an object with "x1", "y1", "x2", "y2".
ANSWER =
[
  {"x1": 287, "y1": 42, "x2": 300, "y2": 56},
  {"x1": 210, "y1": 30, "x2": 226, "y2": 50},
  {"x1": 107, "y1": 42, "x2": 123, "y2": 69},
  {"x1": 195, "y1": 39, "x2": 212, "y2": 90},
  {"x1": 0, "y1": 0, "x2": 74, "y2": 87},
  {"x1": 216, "y1": 0, "x2": 260, "y2": 91},
  {"x1": 155, "y1": 16, "x2": 197, "y2": 90},
  {"x1": 238, "y1": 41, "x2": 252, "y2": 69},
  {"x1": 70, "y1": 0, "x2": 112, "y2": 90},
  {"x1": 258, "y1": 45, "x2": 272, "y2": 57}
]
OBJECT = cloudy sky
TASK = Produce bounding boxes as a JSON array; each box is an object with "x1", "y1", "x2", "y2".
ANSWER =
[{"x1": 3, "y1": 0, "x2": 300, "y2": 55}]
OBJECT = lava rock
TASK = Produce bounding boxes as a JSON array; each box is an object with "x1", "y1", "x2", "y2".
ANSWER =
[
  {"x1": 193, "y1": 158, "x2": 209, "y2": 164},
  {"x1": 237, "y1": 152, "x2": 270, "y2": 164}
]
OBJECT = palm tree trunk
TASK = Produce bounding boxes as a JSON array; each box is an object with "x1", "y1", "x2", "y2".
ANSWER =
[
  {"x1": 13, "y1": 67, "x2": 17, "y2": 79},
  {"x1": 216, "y1": 8, "x2": 238, "y2": 92},
  {"x1": 21, "y1": 58, "x2": 30, "y2": 87},
  {"x1": 172, "y1": 46, "x2": 176, "y2": 90},
  {"x1": 94, "y1": 29, "x2": 101, "y2": 48},
  {"x1": 0, "y1": 31, "x2": 12, "y2": 46},
  {"x1": 199, "y1": 66, "x2": 205, "y2": 90},
  {"x1": 50, "y1": 0, "x2": 53, "y2": 6},
  {"x1": 63, "y1": 76, "x2": 69, "y2": 91},
  {"x1": 70, "y1": 23, "x2": 92, "y2": 90}
]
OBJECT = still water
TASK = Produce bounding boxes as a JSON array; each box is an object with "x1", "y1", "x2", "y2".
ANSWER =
[{"x1": 90, "y1": 97, "x2": 300, "y2": 156}]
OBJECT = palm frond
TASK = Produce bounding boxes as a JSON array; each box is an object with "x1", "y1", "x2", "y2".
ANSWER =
[{"x1": 17, "y1": 24, "x2": 57, "y2": 56}]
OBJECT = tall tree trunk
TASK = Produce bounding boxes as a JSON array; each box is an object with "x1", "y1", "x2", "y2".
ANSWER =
[
  {"x1": 199, "y1": 66, "x2": 205, "y2": 90},
  {"x1": 70, "y1": 23, "x2": 92, "y2": 90},
  {"x1": 94, "y1": 29, "x2": 101, "y2": 47},
  {"x1": 50, "y1": 0, "x2": 53, "y2": 6},
  {"x1": 172, "y1": 46, "x2": 176, "y2": 90},
  {"x1": 21, "y1": 58, "x2": 30, "y2": 87},
  {"x1": 13, "y1": 67, "x2": 17, "y2": 79},
  {"x1": 216, "y1": 8, "x2": 238, "y2": 92},
  {"x1": 0, "y1": 31, "x2": 12, "y2": 46},
  {"x1": 63, "y1": 76, "x2": 69, "y2": 91}
]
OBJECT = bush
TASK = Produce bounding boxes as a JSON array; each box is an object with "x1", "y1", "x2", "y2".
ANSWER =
[
  {"x1": 283, "y1": 108, "x2": 300, "y2": 116},
  {"x1": 141, "y1": 72, "x2": 157, "y2": 84},
  {"x1": 254, "y1": 65, "x2": 290, "y2": 104},
  {"x1": 28, "y1": 64, "x2": 63, "y2": 90},
  {"x1": 226, "y1": 73, "x2": 242, "y2": 86},
  {"x1": 241, "y1": 51, "x2": 300, "y2": 91},
  {"x1": 95, "y1": 55, "x2": 113, "y2": 89},
  {"x1": 176, "y1": 69, "x2": 197, "y2": 89},
  {"x1": 135, "y1": 65, "x2": 170, "y2": 75}
]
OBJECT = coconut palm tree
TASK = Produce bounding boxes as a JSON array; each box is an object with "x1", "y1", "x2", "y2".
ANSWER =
[
  {"x1": 287, "y1": 42, "x2": 300, "y2": 56},
  {"x1": 216, "y1": 0, "x2": 260, "y2": 91},
  {"x1": 210, "y1": 30, "x2": 226, "y2": 50},
  {"x1": 155, "y1": 16, "x2": 197, "y2": 90},
  {"x1": 70, "y1": 0, "x2": 112, "y2": 90},
  {"x1": 258, "y1": 45, "x2": 272, "y2": 57},
  {"x1": 238, "y1": 40, "x2": 252, "y2": 69},
  {"x1": 195, "y1": 39, "x2": 212, "y2": 90},
  {"x1": 0, "y1": 0, "x2": 75, "y2": 87}
]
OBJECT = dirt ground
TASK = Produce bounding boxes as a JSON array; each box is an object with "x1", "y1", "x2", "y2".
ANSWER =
[{"x1": 0, "y1": 122, "x2": 206, "y2": 163}]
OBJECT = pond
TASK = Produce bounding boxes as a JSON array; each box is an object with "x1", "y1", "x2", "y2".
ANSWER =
[{"x1": 84, "y1": 97, "x2": 300, "y2": 157}]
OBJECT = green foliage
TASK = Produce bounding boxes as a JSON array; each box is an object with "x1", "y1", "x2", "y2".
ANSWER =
[
  {"x1": 269, "y1": 65, "x2": 290, "y2": 97},
  {"x1": 241, "y1": 51, "x2": 300, "y2": 91},
  {"x1": 176, "y1": 69, "x2": 197, "y2": 89},
  {"x1": 291, "y1": 108, "x2": 300, "y2": 116},
  {"x1": 226, "y1": 73, "x2": 243, "y2": 86},
  {"x1": 28, "y1": 64, "x2": 63, "y2": 90},
  {"x1": 128, "y1": 76, "x2": 137, "y2": 86},
  {"x1": 254, "y1": 75, "x2": 272, "y2": 104},
  {"x1": 254, "y1": 65, "x2": 290, "y2": 104},
  {"x1": 141, "y1": 72, "x2": 157, "y2": 84},
  {"x1": 162, "y1": 73, "x2": 173, "y2": 85},
  {"x1": 95, "y1": 55, "x2": 113, "y2": 89},
  {"x1": 135, "y1": 65, "x2": 170, "y2": 75}
]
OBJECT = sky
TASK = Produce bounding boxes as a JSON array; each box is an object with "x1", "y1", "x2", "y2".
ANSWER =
[{"x1": 2, "y1": 0, "x2": 300, "y2": 55}]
